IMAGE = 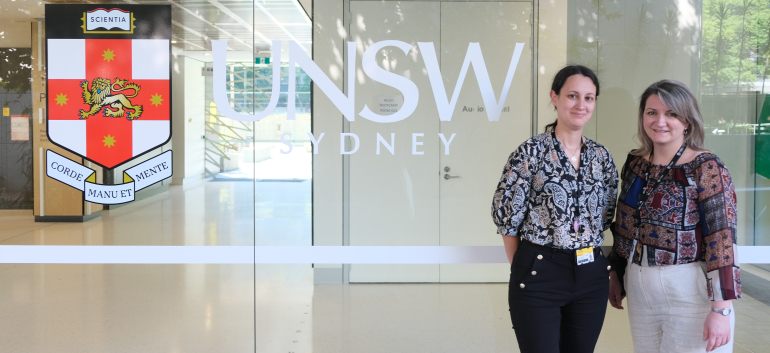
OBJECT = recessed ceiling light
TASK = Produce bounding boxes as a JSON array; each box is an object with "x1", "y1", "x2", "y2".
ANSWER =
[{"x1": 171, "y1": 40, "x2": 178, "y2": 43}]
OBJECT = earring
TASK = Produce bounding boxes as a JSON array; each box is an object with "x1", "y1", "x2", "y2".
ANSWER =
[{"x1": 684, "y1": 129, "x2": 689, "y2": 135}]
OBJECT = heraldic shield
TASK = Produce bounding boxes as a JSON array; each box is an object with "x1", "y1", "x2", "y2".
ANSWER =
[
  {"x1": 44, "y1": 4, "x2": 172, "y2": 205},
  {"x1": 46, "y1": 5, "x2": 171, "y2": 170}
]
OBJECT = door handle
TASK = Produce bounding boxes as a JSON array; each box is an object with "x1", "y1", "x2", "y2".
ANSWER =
[{"x1": 444, "y1": 174, "x2": 460, "y2": 180}]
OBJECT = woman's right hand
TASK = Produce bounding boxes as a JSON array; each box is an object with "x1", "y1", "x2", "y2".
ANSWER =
[{"x1": 608, "y1": 271, "x2": 625, "y2": 310}]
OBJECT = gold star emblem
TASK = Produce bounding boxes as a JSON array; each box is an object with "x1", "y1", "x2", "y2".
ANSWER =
[
  {"x1": 103, "y1": 134, "x2": 116, "y2": 148},
  {"x1": 102, "y1": 49, "x2": 116, "y2": 62},
  {"x1": 55, "y1": 93, "x2": 68, "y2": 106},
  {"x1": 150, "y1": 93, "x2": 163, "y2": 107}
]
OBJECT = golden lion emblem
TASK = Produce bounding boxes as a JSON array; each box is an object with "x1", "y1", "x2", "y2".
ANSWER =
[{"x1": 79, "y1": 77, "x2": 143, "y2": 120}]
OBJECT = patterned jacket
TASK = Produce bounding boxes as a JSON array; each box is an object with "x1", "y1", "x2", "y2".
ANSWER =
[
  {"x1": 492, "y1": 131, "x2": 619, "y2": 249},
  {"x1": 609, "y1": 152, "x2": 741, "y2": 301}
]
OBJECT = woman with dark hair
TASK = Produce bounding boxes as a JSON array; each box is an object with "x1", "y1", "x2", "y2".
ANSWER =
[
  {"x1": 607, "y1": 80, "x2": 740, "y2": 352},
  {"x1": 491, "y1": 65, "x2": 619, "y2": 353}
]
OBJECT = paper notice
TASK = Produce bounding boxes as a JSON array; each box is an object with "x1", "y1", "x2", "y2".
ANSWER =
[{"x1": 11, "y1": 115, "x2": 29, "y2": 141}]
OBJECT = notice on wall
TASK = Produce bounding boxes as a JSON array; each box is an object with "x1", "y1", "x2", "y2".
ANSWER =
[
  {"x1": 11, "y1": 115, "x2": 30, "y2": 141},
  {"x1": 375, "y1": 94, "x2": 403, "y2": 115},
  {"x1": 2, "y1": 107, "x2": 9, "y2": 116}
]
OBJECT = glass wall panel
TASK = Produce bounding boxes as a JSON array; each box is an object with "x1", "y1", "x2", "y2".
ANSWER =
[
  {"x1": 538, "y1": 0, "x2": 770, "y2": 351},
  {"x1": 308, "y1": 1, "x2": 538, "y2": 351},
  {"x1": 699, "y1": 1, "x2": 770, "y2": 348},
  {"x1": 700, "y1": 0, "x2": 770, "y2": 247},
  {"x1": 1, "y1": 0, "x2": 768, "y2": 351},
  {"x1": 0, "y1": 0, "x2": 261, "y2": 350}
]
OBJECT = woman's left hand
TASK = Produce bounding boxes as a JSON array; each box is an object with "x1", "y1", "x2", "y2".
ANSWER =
[
  {"x1": 703, "y1": 310, "x2": 731, "y2": 352},
  {"x1": 608, "y1": 271, "x2": 625, "y2": 309}
]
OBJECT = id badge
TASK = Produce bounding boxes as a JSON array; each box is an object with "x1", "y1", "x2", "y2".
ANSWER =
[
  {"x1": 576, "y1": 247, "x2": 594, "y2": 265},
  {"x1": 631, "y1": 239, "x2": 643, "y2": 264}
]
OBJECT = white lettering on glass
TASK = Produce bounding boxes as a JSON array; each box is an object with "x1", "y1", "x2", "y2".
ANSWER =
[
  {"x1": 212, "y1": 40, "x2": 524, "y2": 123},
  {"x1": 376, "y1": 133, "x2": 395, "y2": 155},
  {"x1": 340, "y1": 133, "x2": 360, "y2": 155},
  {"x1": 288, "y1": 41, "x2": 357, "y2": 121},
  {"x1": 212, "y1": 40, "x2": 282, "y2": 121},
  {"x1": 358, "y1": 41, "x2": 419, "y2": 123},
  {"x1": 417, "y1": 42, "x2": 524, "y2": 121},
  {"x1": 307, "y1": 132, "x2": 325, "y2": 154},
  {"x1": 304, "y1": 133, "x2": 458, "y2": 155},
  {"x1": 280, "y1": 133, "x2": 293, "y2": 154},
  {"x1": 412, "y1": 133, "x2": 424, "y2": 155},
  {"x1": 438, "y1": 133, "x2": 456, "y2": 155}
]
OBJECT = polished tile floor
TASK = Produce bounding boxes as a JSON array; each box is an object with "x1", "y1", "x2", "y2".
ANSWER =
[{"x1": 1, "y1": 181, "x2": 769, "y2": 352}]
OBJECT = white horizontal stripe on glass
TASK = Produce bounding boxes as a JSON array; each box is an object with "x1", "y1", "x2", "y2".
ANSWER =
[{"x1": 0, "y1": 246, "x2": 767, "y2": 264}]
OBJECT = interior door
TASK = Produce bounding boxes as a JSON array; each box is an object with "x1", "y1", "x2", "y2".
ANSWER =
[
  {"x1": 348, "y1": 1, "x2": 532, "y2": 283},
  {"x1": 348, "y1": 1, "x2": 441, "y2": 282},
  {"x1": 438, "y1": 2, "x2": 532, "y2": 282}
]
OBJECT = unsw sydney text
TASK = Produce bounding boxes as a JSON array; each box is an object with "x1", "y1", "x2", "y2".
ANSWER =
[
  {"x1": 279, "y1": 132, "x2": 457, "y2": 155},
  {"x1": 211, "y1": 39, "x2": 524, "y2": 155},
  {"x1": 211, "y1": 40, "x2": 525, "y2": 124}
]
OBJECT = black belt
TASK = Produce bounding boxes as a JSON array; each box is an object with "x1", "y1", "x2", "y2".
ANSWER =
[{"x1": 519, "y1": 239, "x2": 604, "y2": 258}]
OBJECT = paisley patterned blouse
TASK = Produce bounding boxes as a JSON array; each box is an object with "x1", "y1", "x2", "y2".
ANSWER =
[
  {"x1": 608, "y1": 152, "x2": 741, "y2": 301},
  {"x1": 491, "y1": 131, "x2": 619, "y2": 250}
]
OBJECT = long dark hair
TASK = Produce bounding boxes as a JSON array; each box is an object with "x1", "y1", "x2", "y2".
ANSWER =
[{"x1": 544, "y1": 65, "x2": 600, "y2": 132}]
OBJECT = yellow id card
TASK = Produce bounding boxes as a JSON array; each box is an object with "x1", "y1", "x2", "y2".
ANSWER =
[{"x1": 576, "y1": 247, "x2": 594, "y2": 265}]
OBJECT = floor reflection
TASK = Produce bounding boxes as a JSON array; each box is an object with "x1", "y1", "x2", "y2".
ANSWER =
[
  {"x1": 0, "y1": 182, "x2": 768, "y2": 352},
  {"x1": 0, "y1": 179, "x2": 311, "y2": 246}
]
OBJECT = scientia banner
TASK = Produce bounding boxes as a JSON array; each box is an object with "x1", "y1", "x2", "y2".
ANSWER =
[{"x1": 45, "y1": 4, "x2": 172, "y2": 205}]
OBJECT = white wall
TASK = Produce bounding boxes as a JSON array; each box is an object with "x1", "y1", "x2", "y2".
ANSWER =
[
  {"x1": 171, "y1": 55, "x2": 206, "y2": 185},
  {"x1": 537, "y1": 0, "x2": 569, "y2": 133}
]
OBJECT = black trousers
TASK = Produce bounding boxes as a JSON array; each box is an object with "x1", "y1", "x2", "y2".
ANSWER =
[{"x1": 508, "y1": 240, "x2": 610, "y2": 353}]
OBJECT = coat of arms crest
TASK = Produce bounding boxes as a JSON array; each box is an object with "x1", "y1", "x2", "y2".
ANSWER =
[{"x1": 45, "y1": 5, "x2": 172, "y2": 205}]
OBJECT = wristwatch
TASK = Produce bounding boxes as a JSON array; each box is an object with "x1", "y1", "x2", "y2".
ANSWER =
[{"x1": 711, "y1": 307, "x2": 732, "y2": 316}]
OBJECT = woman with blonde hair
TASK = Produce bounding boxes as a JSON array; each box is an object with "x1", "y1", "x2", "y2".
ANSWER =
[{"x1": 607, "y1": 80, "x2": 740, "y2": 352}]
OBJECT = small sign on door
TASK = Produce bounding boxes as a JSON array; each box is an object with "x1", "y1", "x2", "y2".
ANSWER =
[
  {"x1": 11, "y1": 115, "x2": 30, "y2": 141},
  {"x1": 375, "y1": 94, "x2": 403, "y2": 114}
]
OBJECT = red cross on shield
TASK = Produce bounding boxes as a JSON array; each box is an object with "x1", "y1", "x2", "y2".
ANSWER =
[{"x1": 47, "y1": 38, "x2": 170, "y2": 169}]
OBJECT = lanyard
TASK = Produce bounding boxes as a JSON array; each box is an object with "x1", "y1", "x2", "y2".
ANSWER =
[
  {"x1": 550, "y1": 131, "x2": 585, "y2": 234},
  {"x1": 633, "y1": 143, "x2": 687, "y2": 228}
]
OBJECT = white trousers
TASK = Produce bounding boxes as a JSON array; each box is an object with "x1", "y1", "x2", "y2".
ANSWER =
[{"x1": 625, "y1": 260, "x2": 735, "y2": 353}]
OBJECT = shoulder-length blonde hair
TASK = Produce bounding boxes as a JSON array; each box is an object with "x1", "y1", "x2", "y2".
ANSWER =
[{"x1": 632, "y1": 80, "x2": 706, "y2": 156}]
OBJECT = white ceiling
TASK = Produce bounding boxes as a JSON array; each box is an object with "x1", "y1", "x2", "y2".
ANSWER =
[{"x1": 1, "y1": 0, "x2": 311, "y2": 58}]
